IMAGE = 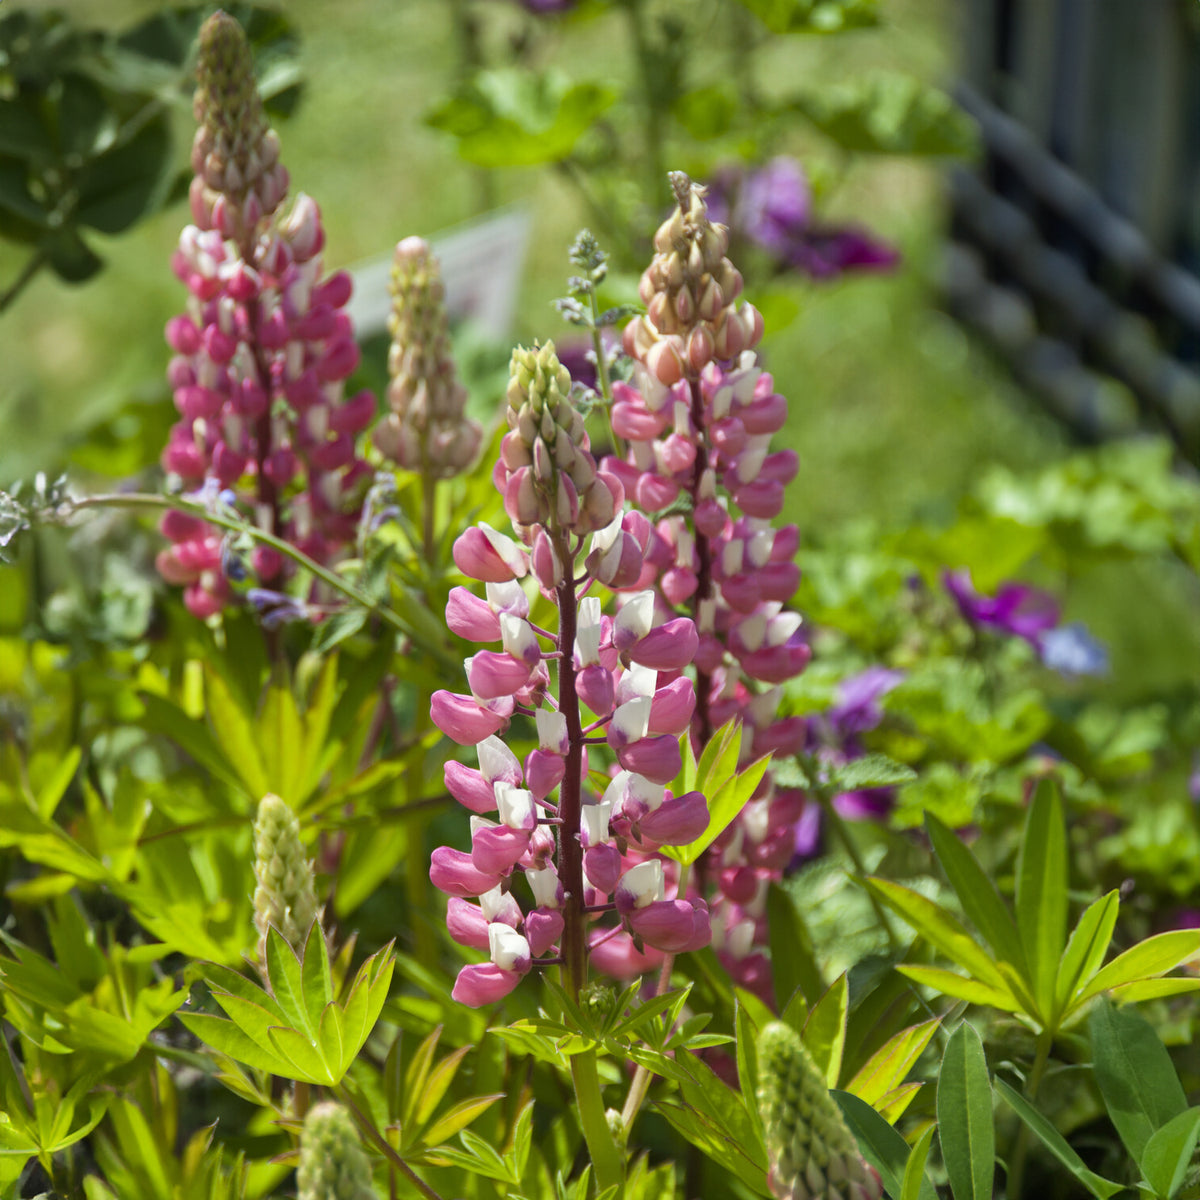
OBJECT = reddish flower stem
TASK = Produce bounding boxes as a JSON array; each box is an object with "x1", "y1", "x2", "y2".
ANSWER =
[{"x1": 688, "y1": 374, "x2": 714, "y2": 744}]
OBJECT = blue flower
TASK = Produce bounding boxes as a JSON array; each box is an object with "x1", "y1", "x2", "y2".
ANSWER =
[{"x1": 1039, "y1": 623, "x2": 1109, "y2": 677}]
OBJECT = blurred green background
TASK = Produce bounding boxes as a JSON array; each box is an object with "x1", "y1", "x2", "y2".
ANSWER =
[
  {"x1": 1, "y1": 0, "x2": 1055, "y2": 517},
  {"x1": 6, "y1": 0, "x2": 1198, "y2": 686}
]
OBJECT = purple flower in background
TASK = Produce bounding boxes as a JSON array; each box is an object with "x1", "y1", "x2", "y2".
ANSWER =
[
  {"x1": 518, "y1": 0, "x2": 574, "y2": 10},
  {"x1": 707, "y1": 157, "x2": 899, "y2": 281},
  {"x1": 1039, "y1": 622, "x2": 1109, "y2": 677},
  {"x1": 944, "y1": 569, "x2": 1060, "y2": 646},
  {"x1": 828, "y1": 666, "x2": 905, "y2": 739}
]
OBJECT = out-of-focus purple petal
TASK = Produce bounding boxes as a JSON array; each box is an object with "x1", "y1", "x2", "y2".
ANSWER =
[
  {"x1": 786, "y1": 225, "x2": 901, "y2": 279},
  {"x1": 828, "y1": 666, "x2": 905, "y2": 737},
  {"x1": 944, "y1": 568, "x2": 1060, "y2": 645},
  {"x1": 739, "y1": 157, "x2": 812, "y2": 254}
]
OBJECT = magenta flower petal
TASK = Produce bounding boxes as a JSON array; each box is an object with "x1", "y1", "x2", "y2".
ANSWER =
[
  {"x1": 451, "y1": 963, "x2": 522, "y2": 1007},
  {"x1": 430, "y1": 847, "x2": 502, "y2": 897},
  {"x1": 431, "y1": 691, "x2": 508, "y2": 744}
]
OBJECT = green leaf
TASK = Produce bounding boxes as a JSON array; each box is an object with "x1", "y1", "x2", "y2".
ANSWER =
[
  {"x1": 734, "y1": 0, "x2": 879, "y2": 34},
  {"x1": 1015, "y1": 779, "x2": 1068, "y2": 1021},
  {"x1": 766, "y1": 882, "x2": 824, "y2": 1008},
  {"x1": 1076, "y1": 930, "x2": 1200, "y2": 1005},
  {"x1": 654, "y1": 1099, "x2": 772, "y2": 1194},
  {"x1": 828, "y1": 754, "x2": 916, "y2": 792},
  {"x1": 866, "y1": 878, "x2": 1019, "y2": 1000},
  {"x1": 936, "y1": 1022, "x2": 994, "y2": 1200},
  {"x1": 801, "y1": 973, "x2": 848, "y2": 1088},
  {"x1": 421, "y1": 1094, "x2": 503, "y2": 1147},
  {"x1": 901, "y1": 1124, "x2": 936, "y2": 1200},
  {"x1": 994, "y1": 1078, "x2": 1122, "y2": 1199},
  {"x1": 204, "y1": 668, "x2": 269, "y2": 799},
  {"x1": 301, "y1": 921, "x2": 333, "y2": 1027},
  {"x1": 791, "y1": 71, "x2": 976, "y2": 156},
  {"x1": 265, "y1": 927, "x2": 314, "y2": 1041},
  {"x1": 43, "y1": 227, "x2": 103, "y2": 283},
  {"x1": 1140, "y1": 1107, "x2": 1200, "y2": 1200},
  {"x1": 848, "y1": 1018, "x2": 941, "y2": 1108},
  {"x1": 415, "y1": 1044, "x2": 471, "y2": 1128},
  {"x1": 424, "y1": 69, "x2": 616, "y2": 168},
  {"x1": 1056, "y1": 891, "x2": 1119, "y2": 1017},
  {"x1": 75, "y1": 113, "x2": 174, "y2": 234},
  {"x1": 897, "y1": 965, "x2": 1024, "y2": 1014},
  {"x1": 671, "y1": 84, "x2": 737, "y2": 140},
  {"x1": 1109, "y1": 977, "x2": 1200, "y2": 1003},
  {"x1": 925, "y1": 811, "x2": 1027, "y2": 977},
  {"x1": 1090, "y1": 999, "x2": 1187, "y2": 1163},
  {"x1": 660, "y1": 749, "x2": 771, "y2": 866},
  {"x1": 833, "y1": 1090, "x2": 935, "y2": 1200},
  {"x1": 179, "y1": 1012, "x2": 283, "y2": 1076}
]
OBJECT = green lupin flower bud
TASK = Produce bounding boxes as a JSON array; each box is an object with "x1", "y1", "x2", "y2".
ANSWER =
[
  {"x1": 624, "y1": 172, "x2": 765, "y2": 386},
  {"x1": 501, "y1": 341, "x2": 617, "y2": 536},
  {"x1": 190, "y1": 11, "x2": 288, "y2": 242},
  {"x1": 757, "y1": 1022, "x2": 882, "y2": 1200},
  {"x1": 297, "y1": 1102, "x2": 378, "y2": 1200},
  {"x1": 373, "y1": 237, "x2": 482, "y2": 478},
  {"x1": 252, "y1": 793, "x2": 320, "y2": 966}
]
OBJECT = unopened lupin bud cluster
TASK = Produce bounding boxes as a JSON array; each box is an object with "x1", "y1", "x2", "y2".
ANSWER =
[
  {"x1": 189, "y1": 11, "x2": 288, "y2": 246},
  {"x1": 252, "y1": 792, "x2": 321, "y2": 966},
  {"x1": 497, "y1": 341, "x2": 620, "y2": 546},
  {"x1": 757, "y1": 1022, "x2": 882, "y2": 1200},
  {"x1": 373, "y1": 237, "x2": 481, "y2": 478},
  {"x1": 296, "y1": 1102, "x2": 378, "y2": 1200},
  {"x1": 623, "y1": 171, "x2": 764, "y2": 386}
]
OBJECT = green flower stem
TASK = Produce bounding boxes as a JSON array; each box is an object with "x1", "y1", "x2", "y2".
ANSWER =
[
  {"x1": 620, "y1": 862, "x2": 691, "y2": 1135},
  {"x1": 571, "y1": 1048, "x2": 625, "y2": 1197},
  {"x1": 335, "y1": 1086, "x2": 447, "y2": 1200},
  {"x1": 815, "y1": 788, "x2": 900, "y2": 955},
  {"x1": 1006, "y1": 1027, "x2": 1053, "y2": 1200},
  {"x1": 587, "y1": 288, "x2": 623, "y2": 460},
  {"x1": 66, "y1": 492, "x2": 456, "y2": 669}
]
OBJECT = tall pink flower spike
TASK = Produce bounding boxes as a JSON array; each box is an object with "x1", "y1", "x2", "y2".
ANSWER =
[
  {"x1": 431, "y1": 342, "x2": 712, "y2": 1007},
  {"x1": 158, "y1": 12, "x2": 373, "y2": 618},
  {"x1": 606, "y1": 173, "x2": 812, "y2": 1004}
]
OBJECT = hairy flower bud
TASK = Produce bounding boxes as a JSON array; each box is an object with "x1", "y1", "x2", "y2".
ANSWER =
[
  {"x1": 757, "y1": 1022, "x2": 882, "y2": 1200},
  {"x1": 297, "y1": 1102, "x2": 378, "y2": 1200},
  {"x1": 191, "y1": 12, "x2": 288, "y2": 245},
  {"x1": 374, "y1": 238, "x2": 481, "y2": 478},
  {"x1": 252, "y1": 793, "x2": 321, "y2": 966}
]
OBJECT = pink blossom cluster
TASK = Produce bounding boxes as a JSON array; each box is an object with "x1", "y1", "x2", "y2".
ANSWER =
[
  {"x1": 157, "y1": 12, "x2": 374, "y2": 618},
  {"x1": 603, "y1": 175, "x2": 815, "y2": 1004},
  {"x1": 428, "y1": 342, "x2": 714, "y2": 1006}
]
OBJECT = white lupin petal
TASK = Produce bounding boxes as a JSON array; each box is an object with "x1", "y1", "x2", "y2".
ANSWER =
[
  {"x1": 602, "y1": 772, "x2": 631, "y2": 808},
  {"x1": 479, "y1": 886, "x2": 507, "y2": 920},
  {"x1": 746, "y1": 874, "x2": 771, "y2": 919},
  {"x1": 486, "y1": 579, "x2": 528, "y2": 615},
  {"x1": 581, "y1": 801, "x2": 613, "y2": 845},
  {"x1": 612, "y1": 697, "x2": 651, "y2": 743},
  {"x1": 628, "y1": 773, "x2": 665, "y2": 812},
  {"x1": 526, "y1": 865, "x2": 561, "y2": 908},
  {"x1": 742, "y1": 798, "x2": 771, "y2": 845},
  {"x1": 735, "y1": 446, "x2": 767, "y2": 484},
  {"x1": 697, "y1": 597, "x2": 717, "y2": 635},
  {"x1": 710, "y1": 383, "x2": 733, "y2": 421},
  {"x1": 728, "y1": 918, "x2": 756, "y2": 959},
  {"x1": 477, "y1": 734, "x2": 520, "y2": 783},
  {"x1": 479, "y1": 522, "x2": 529, "y2": 577},
  {"x1": 470, "y1": 815, "x2": 496, "y2": 836},
  {"x1": 575, "y1": 596, "x2": 603, "y2": 665},
  {"x1": 535, "y1": 708, "x2": 568, "y2": 753},
  {"x1": 673, "y1": 399, "x2": 691, "y2": 435},
  {"x1": 495, "y1": 783, "x2": 534, "y2": 829},
  {"x1": 488, "y1": 923, "x2": 530, "y2": 970},
  {"x1": 737, "y1": 611, "x2": 766, "y2": 652},
  {"x1": 722, "y1": 539, "x2": 744, "y2": 575},
  {"x1": 500, "y1": 613, "x2": 538, "y2": 661},
  {"x1": 675, "y1": 525, "x2": 694, "y2": 563},
  {"x1": 620, "y1": 859, "x2": 664, "y2": 908},
  {"x1": 767, "y1": 612, "x2": 803, "y2": 647},
  {"x1": 747, "y1": 687, "x2": 782, "y2": 727},
  {"x1": 631, "y1": 441, "x2": 654, "y2": 471},
  {"x1": 748, "y1": 530, "x2": 773, "y2": 569},
  {"x1": 625, "y1": 664, "x2": 657, "y2": 698},
  {"x1": 721, "y1": 826, "x2": 745, "y2": 865},
  {"x1": 615, "y1": 591, "x2": 655, "y2": 643},
  {"x1": 590, "y1": 515, "x2": 622, "y2": 556},
  {"x1": 698, "y1": 467, "x2": 717, "y2": 501}
]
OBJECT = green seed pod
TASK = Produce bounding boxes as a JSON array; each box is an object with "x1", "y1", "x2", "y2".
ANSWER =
[
  {"x1": 757, "y1": 1022, "x2": 882, "y2": 1200},
  {"x1": 296, "y1": 1102, "x2": 378, "y2": 1200},
  {"x1": 252, "y1": 792, "x2": 320, "y2": 966}
]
